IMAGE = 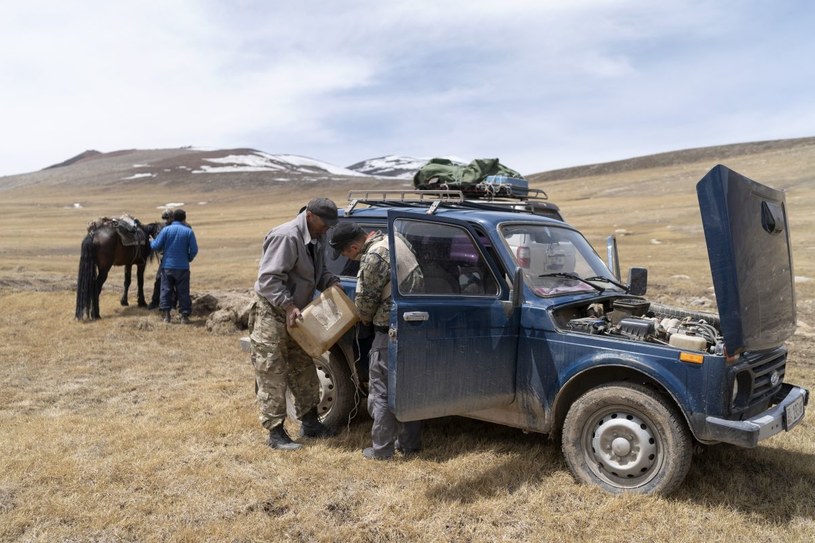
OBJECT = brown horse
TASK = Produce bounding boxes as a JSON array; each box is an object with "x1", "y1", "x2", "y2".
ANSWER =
[{"x1": 75, "y1": 218, "x2": 162, "y2": 320}]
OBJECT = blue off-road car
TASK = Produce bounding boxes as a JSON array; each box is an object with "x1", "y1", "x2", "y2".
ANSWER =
[{"x1": 286, "y1": 165, "x2": 809, "y2": 495}]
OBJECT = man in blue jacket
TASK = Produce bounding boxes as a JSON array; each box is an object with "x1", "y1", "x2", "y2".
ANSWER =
[{"x1": 150, "y1": 208, "x2": 198, "y2": 323}]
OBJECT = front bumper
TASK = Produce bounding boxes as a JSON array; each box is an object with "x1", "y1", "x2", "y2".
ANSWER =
[{"x1": 693, "y1": 383, "x2": 809, "y2": 448}]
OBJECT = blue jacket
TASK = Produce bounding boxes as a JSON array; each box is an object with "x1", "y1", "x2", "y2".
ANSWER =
[{"x1": 150, "y1": 222, "x2": 198, "y2": 270}]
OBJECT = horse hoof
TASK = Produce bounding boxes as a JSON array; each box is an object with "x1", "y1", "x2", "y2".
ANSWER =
[{"x1": 121, "y1": 301, "x2": 129, "y2": 306}]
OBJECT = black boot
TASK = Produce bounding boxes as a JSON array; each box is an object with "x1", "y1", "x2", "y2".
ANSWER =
[
  {"x1": 268, "y1": 424, "x2": 302, "y2": 451},
  {"x1": 161, "y1": 310, "x2": 171, "y2": 323},
  {"x1": 300, "y1": 408, "x2": 336, "y2": 438}
]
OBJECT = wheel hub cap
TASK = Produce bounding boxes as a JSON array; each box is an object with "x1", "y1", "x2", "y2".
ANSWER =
[{"x1": 591, "y1": 413, "x2": 657, "y2": 479}]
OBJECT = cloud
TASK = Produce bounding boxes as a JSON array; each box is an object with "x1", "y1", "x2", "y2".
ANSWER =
[{"x1": 1, "y1": 0, "x2": 813, "y2": 175}]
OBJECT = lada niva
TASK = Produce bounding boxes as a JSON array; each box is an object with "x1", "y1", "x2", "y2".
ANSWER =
[{"x1": 252, "y1": 165, "x2": 808, "y2": 495}]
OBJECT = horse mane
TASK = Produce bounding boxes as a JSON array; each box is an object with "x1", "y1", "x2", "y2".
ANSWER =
[{"x1": 141, "y1": 221, "x2": 163, "y2": 264}]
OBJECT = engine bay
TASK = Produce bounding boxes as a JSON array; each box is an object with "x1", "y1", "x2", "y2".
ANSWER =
[{"x1": 553, "y1": 297, "x2": 724, "y2": 354}]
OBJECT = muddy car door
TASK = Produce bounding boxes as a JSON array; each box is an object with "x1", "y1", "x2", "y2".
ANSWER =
[{"x1": 386, "y1": 211, "x2": 519, "y2": 421}]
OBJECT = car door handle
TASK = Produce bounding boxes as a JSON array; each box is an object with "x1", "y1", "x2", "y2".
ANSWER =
[{"x1": 403, "y1": 311, "x2": 429, "y2": 322}]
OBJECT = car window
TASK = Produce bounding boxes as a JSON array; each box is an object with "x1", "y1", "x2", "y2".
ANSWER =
[
  {"x1": 394, "y1": 219, "x2": 499, "y2": 296},
  {"x1": 501, "y1": 223, "x2": 621, "y2": 297}
]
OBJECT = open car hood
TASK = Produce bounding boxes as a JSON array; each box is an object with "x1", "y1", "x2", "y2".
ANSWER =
[{"x1": 697, "y1": 165, "x2": 797, "y2": 355}]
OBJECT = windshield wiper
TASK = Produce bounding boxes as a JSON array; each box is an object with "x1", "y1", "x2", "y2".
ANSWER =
[
  {"x1": 537, "y1": 272, "x2": 605, "y2": 292},
  {"x1": 583, "y1": 275, "x2": 629, "y2": 292}
]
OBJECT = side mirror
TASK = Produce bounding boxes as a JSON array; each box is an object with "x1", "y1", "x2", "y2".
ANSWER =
[{"x1": 627, "y1": 267, "x2": 648, "y2": 296}]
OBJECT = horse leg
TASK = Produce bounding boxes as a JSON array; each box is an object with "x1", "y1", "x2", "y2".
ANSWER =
[
  {"x1": 121, "y1": 264, "x2": 131, "y2": 306},
  {"x1": 95, "y1": 267, "x2": 109, "y2": 320},
  {"x1": 136, "y1": 262, "x2": 147, "y2": 307}
]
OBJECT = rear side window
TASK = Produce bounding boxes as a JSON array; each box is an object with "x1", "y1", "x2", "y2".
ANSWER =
[{"x1": 394, "y1": 219, "x2": 499, "y2": 296}]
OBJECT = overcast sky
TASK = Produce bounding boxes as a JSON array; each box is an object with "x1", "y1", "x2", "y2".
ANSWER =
[{"x1": 1, "y1": 0, "x2": 813, "y2": 176}]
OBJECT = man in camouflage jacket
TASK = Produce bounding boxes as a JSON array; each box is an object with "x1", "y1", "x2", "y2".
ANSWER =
[{"x1": 329, "y1": 222, "x2": 424, "y2": 460}]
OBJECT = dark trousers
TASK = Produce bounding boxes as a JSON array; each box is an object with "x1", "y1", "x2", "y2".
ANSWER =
[
  {"x1": 368, "y1": 331, "x2": 422, "y2": 456},
  {"x1": 150, "y1": 259, "x2": 176, "y2": 308},
  {"x1": 160, "y1": 268, "x2": 191, "y2": 315}
]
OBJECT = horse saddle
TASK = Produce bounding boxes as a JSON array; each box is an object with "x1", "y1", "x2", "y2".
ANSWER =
[{"x1": 87, "y1": 214, "x2": 147, "y2": 247}]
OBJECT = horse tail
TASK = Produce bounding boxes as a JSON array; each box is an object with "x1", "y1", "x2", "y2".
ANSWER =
[{"x1": 75, "y1": 233, "x2": 98, "y2": 320}]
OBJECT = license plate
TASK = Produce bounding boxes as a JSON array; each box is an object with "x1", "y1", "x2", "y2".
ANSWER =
[{"x1": 784, "y1": 395, "x2": 805, "y2": 430}]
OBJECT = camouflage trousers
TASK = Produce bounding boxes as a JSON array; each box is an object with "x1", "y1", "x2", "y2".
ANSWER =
[{"x1": 249, "y1": 293, "x2": 320, "y2": 430}]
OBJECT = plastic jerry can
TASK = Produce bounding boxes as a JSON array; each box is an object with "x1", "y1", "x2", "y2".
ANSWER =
[{"x1": 287, "y1": 285, "x2": 361, "y2": 357}]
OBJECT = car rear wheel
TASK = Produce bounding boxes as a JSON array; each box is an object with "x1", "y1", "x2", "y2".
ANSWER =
[
  {"x1": 562, "y1": 382, "x2": 692, "y2": 496},
  {"x1": 286, "y1": 349, "x2": 359, "y2": 429}
]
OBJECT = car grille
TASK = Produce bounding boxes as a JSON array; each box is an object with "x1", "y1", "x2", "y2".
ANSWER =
[{"x1": 735, "y1": 348, "x2": 787, "y2": 417}]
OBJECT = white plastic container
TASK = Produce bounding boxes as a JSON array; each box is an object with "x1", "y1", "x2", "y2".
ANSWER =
[
  {"x1": 287, "y1": 285, "x2": 360, "y2": 358},
  {"x1": 669, "y1": 333, "x2": 707, "y2": 352}
]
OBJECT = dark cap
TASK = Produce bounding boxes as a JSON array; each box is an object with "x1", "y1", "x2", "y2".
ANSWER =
[
  {"x1": 329, "y1": 222, "x2": 365, "y2": 259},
  {"x1": 306, "y1": 197, "x2": 338, "y2": 226}
]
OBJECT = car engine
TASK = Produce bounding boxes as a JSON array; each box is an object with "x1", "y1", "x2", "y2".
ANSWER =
[{"x1": 557, "y1": 297, "x2": 724, "y2": 354}]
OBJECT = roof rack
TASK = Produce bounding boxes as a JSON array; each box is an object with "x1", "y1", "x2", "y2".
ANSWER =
[
  {"x1": 345, "y1": 188, "x2": 562, "y2": 220},
  {"x1": 346, "y1": 190, "x2": 464, "y2": 215}
]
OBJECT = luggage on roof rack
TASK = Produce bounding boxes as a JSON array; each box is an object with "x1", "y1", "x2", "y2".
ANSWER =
[{"x1": 413, "y1": 157, "x2": 525, "y2": 190}]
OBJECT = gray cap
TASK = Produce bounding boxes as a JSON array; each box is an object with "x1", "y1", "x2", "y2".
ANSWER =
[
  {"x1": 329, "y1": 222, "x2": 365, "y2": 259},
  {"x1": 306, "y1": 197, "x2": 338, "y2": 226}
]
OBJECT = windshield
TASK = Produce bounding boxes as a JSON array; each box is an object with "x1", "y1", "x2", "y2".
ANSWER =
[{"x1": 501, "y1": 223, "x2": 622, "y2": 297}]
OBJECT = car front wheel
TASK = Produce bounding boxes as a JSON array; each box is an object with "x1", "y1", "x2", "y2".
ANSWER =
[{"x1": 562, "y1": 382, "x2": 692, "y2": 496}]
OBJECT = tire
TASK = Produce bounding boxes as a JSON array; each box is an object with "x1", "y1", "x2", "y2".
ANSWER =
[
  {"x1": 561, "y1": 382, "x2": 692, "y2": 496},
  {"x1": 286, "y1": 349, "x2": 359, "y2": 429}
]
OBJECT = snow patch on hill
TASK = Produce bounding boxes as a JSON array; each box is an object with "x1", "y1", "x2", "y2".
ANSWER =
[
  {"x1": 193, "y1": 151, "x2": 368, "y2": 177},
  {"x1": 348, "y1": 155, "x2": 467, "y2": 179}
]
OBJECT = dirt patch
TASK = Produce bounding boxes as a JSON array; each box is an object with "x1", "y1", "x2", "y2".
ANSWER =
[{"x1": 191, "y1": 290, "x2": 254, "y2": 334}]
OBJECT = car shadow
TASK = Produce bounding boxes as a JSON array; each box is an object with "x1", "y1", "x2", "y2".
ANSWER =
[
  {"x1": 335, "y1": 416, "x2": 815, "y2": 515},
  {"x1": 673, "y1": 443, "x2": 815, "y2": 522},
  {"x1": 416, "y1": 418, "x2": 565, "y2": 504}
]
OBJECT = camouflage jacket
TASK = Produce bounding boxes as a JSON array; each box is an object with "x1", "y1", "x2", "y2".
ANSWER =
[{"x1": 355, "y1": 232, "x2": 423, "y2": 327}]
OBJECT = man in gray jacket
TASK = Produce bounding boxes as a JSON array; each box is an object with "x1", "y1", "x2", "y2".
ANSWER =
[{"x1": 249, "y1": 197, "x2": 340, "y2": 450}]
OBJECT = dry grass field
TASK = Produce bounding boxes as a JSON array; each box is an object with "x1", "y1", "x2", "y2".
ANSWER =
[{"x1": 1, "y1": 143, "x2": 814, "y2": 542}]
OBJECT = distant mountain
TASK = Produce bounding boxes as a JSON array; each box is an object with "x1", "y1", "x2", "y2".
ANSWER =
[
  {"x1": 4, "y1": 139, "x2": 814, "y2": 192},
  {"x1": 46, "y1": 147, "x2": 368, "y2": 177},
  {"x1": 347, "y1": 155, "x2": 467, "y2": 179},
  {"x1": 528, "y1": 137, "x2": 815, "y2": 182},
  {"x1": 45, "y1": 149, "x2": 103, "y2": 169},
  {"x1": 0, "y1": 147, "x2": 375, "y2": 191}
]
